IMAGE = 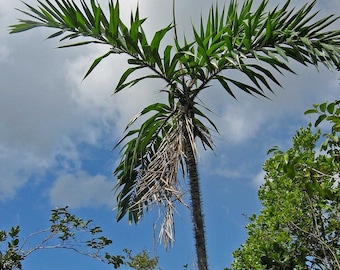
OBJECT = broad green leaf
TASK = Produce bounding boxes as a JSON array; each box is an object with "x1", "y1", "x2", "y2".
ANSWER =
[
  {"x1": 315, "y1": 114, "x2": 327, "y2": 127},
  {"x1": 304, "y1": 109, "x2": 318, "y2": 115},
  {"x1": 150, "y1": 25, "x2": 172, "y2": 51},
  {"x1": 327, "y1": 102, "x2": 335, "y2": 114},
  {"x1": 319, "y1": 102, "x2": 327, "y2": 113}
]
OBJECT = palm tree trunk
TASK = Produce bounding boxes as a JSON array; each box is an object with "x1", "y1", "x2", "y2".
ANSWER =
[{"x1": 184, "y1": 130, "x2": 208, "y2": 270}]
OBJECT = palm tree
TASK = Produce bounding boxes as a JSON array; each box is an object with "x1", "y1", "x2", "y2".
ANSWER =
[{"x1": 10, "y1": 0, "x2": 340, "y2": 269}]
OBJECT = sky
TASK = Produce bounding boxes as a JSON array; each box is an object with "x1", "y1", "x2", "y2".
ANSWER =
[{"x1": 1, "y1": 0, "x2": 340, "y2": 269}]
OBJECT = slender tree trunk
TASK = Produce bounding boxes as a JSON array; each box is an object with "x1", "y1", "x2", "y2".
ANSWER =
[{"x1": 184, "y1": 130, "x2": 208, "y2": 270}]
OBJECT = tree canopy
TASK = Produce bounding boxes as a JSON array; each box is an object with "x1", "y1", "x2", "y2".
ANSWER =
[{"x1": 229, "y1": 101, "x2": 340, "y2": 269}]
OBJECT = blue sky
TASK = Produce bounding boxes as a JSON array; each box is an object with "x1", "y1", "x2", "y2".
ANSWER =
[{"x1": 1, "y1": 0, "x2": 340, "y2": 269}]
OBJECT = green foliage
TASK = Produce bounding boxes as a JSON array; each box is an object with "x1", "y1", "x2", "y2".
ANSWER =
[
  {"x1": 0, "y1": 207, "x2": 159, "y2": 269},
  {"x1": 0, "y1": 227, "x2": 23, "y2": 270},
  {"x1": 0, "y1": 207, "x2": 124, "y2": 269},
  {"x1": 304, "y1": 101, "x2": 340, "y2": 177},
  {"x1": 230, "y1": 103, "x2": 340, "y2": 269},
  {"x1": 9, "y1": 0, "x2": 340, "y2": 104},
  {"x1": 305, "y1": 101, "x2": 340, "y2": 130},
  {"x1": 124, "y1": 249, "x2": 159, "y2": 270}
]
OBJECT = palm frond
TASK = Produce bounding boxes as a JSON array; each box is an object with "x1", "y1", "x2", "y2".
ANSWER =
[
  {"x1": 113, "y1": 103, "x2": 177, "y2": 221},
  {"x1": 187, "y1": 0, "x2": 340, "y2": 99},
  {"x1": 113, "y1": 103, "x2": 190, "y2": 248},
  {"x1": 130, "y1": 123, "x2": 188, "y2": 248},
  {"x1": 10, "y1": 0, "x2": 173, "y2": 82},
  {"x1": 113, "y1": 99, "x2": 216, "y2": 247}
]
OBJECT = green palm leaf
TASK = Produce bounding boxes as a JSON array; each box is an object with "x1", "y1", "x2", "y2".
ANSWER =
[{"x1": 187, "y1": 0, "x2": 340, "y2": 99}]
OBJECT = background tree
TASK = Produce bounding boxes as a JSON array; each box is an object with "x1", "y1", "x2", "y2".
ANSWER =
[
  {"x1": 9, "y1": 1, "x2": 340, "y2": 269},
  {"x1": 229, "y1": 101, "x2": 340, "y2": 270},
  {"x1": 0, "y1": 207, "x2": 158, "y2": 270},
  {"x1": 123, "y1": 249, "x2": 159, "y2": 270}
]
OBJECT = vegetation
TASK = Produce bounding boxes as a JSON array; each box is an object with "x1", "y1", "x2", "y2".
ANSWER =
[
  {"x1": 0, "y1": 207, "x2": 158, "y2": 270},
  {"x1": 229, "y1": 101, "x2": 340, "y2": 269},
  {"x1": 124, "y1": 249, "x2": 159, "y2": 270},
  {"x1": 9, "y1": 0, "x2": 340, "y2": 269}
]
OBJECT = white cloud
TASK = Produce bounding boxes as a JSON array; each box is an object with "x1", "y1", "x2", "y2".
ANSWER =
[
  {"x1": 252, "y1": 170, "x2": 266, "y2": 188},
  {"x1": 0, "y1": 146, "x2": 51, "y2": 201},
  {"x1": 49, "y1": 170, "x2": 114, "y2": 208},
  {"x1": 0, "y1": 19, "x2": 121, "y2": 201},
  {"x1": 198, "y1": 62, "x2": 339, "y2": 148},
  {"x1": 63, "y1": 46, "x2": 163, "y2": 132},
  {"x1": 217, "y1": 99, "x2": 266, "y2": 144}
]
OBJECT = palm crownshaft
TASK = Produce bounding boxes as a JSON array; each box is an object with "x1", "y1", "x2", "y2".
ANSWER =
[{"x1": 10, "y1": 0, "x2": 340, "y2": 269}]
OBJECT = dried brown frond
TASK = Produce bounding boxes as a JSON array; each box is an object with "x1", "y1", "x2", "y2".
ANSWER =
[
  {"x1": 128, "y1": 113, "x2": 203, "y2": 248},
  {"x1": 130, "y1": 120, "x2": 190, "y2": 248}
]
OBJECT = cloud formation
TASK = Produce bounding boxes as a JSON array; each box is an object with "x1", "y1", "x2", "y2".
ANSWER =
[{"x1": 49, "y1": 170, "x2": 114, "y2": 208}]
